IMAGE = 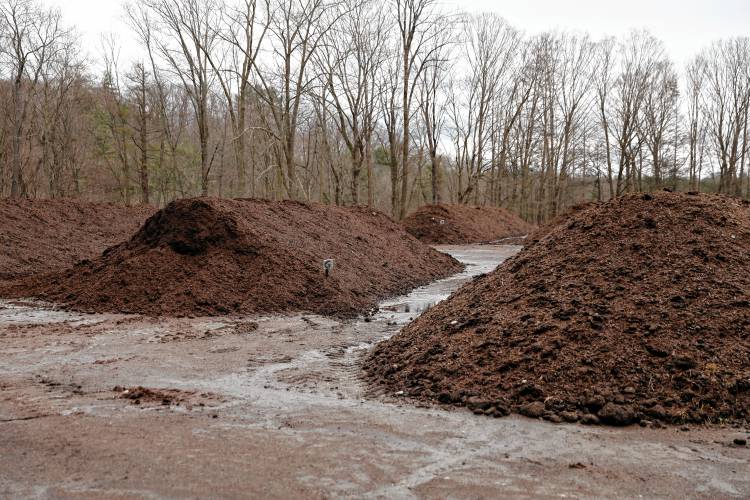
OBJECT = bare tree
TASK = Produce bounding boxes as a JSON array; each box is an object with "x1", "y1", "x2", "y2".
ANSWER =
[
  {"x1": 97, "y1": 37, "x2": 135, "y2": 203},
  {"x1": 417, "y1": 16, "x2": 454, "y2": 205},
  {"x1": 489, "y1": 38, "x2": 535, "y2": 208},
  {"x1": 547, "y1": 33, "x2": 596, "y2": 216},
  {"x1": 127, "y1": 62, "x2": 152, "y2": 203},
  {"x1": 394, "y1": 0, "x2": 450, "y2": 218},
  {"x1": 379, "y1": 40, "x2": 402, "y2": 215},
  {"x1": 449, "y1": 14, "x2": 518, "y2": 205},
  {"x1": 685, "y1": 57, "x2": 706, "y2": 192},
  {"x1": 34, "y1": 30, "x2": 85, "y2": 198},
  {"x1": 698, "y1": 38, "x2": 750, "y2": 194},
  {"x1": 204, "y1": 0, "x2": 270, "y2": 196},
  {"x1": 0, "y1": 0, "x2": 70, "y2": 197},
  {"x1": 133, "y1": 0, "x2": 220, "y2": 197},
  {"x1": 597, "y1": 31, "x2": 667, "y2": 196},
  {"x1": 126, "y1": 1, "x2": 192, "y2": 203},
  {"x1": 638, "y1": 58, "x2": 680, "y2": 189},
  {"x1": 253, "y1": 0, "x2": 345, "y2": 199},
  {"x1": 315, "y1": 0, "x2": 389, "y2": 205}
]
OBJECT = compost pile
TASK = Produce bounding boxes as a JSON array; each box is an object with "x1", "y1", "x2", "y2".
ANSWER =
[
  {"x1": 1, "y1": 198, "x2": 461, "y2": 317},
  {"x1": 402, "y1": 204, "x2": 533, "y2": 244},
  {"x1": 366, "y1": 192, "x2": 750, "y2": 426},
  {"x1": 0, "y1": 198, "x2": 154, "y2": 280}
]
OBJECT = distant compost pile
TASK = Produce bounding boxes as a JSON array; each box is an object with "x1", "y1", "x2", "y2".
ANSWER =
[
  {"x1": 366, "y1": 192, "x2": 750, "y2": 426},
  {"x1": 0, "y1": 198, "x2": 155, "y2": 280},
  {"x1": 402, "y1": 204, "x2": 533, "y2": 245},
  {"x1": 0, "y1": 198, "x2": 462, "y2": 317}
]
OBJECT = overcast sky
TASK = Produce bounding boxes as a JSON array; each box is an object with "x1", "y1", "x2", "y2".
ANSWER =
[
  {"x1": 465, "y1": 0, "x2": 750, "y2": 65},
  {"x1": 44, "y1": 0, "x2": 750, "y2": 71}
]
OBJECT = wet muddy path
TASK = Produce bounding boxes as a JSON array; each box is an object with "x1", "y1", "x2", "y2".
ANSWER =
[{"x1": 1, "y1": 245, "x2": 748, "y2": 499}]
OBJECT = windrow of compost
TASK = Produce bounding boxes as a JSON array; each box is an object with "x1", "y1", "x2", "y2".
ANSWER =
[
  {"x1": 402, "y1": 204, "x2": 533, "y2": 245},
  {"x1": 0, "y1": 198, "x2": 462, "y2": 317},
  {"x1": 0, "y1": 198, "x2": 155, "y2": 280},
  {"x1": 366, "y1": 192, "x2": 750, "y2": 426}
]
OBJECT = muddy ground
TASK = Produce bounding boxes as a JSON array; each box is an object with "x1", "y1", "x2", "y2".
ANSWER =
[{"x1": 1, "y1": 246, "x2": 748, "y2": 499}]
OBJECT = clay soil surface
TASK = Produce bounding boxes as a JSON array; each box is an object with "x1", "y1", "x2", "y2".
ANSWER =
[
  {"x1": 1, "y1": 245, "x2": 748, "y2": 499},
  {"x1": 0, "y1": 198, "x2": 154, "y2": 280},
  {"x1": 403, "y1": 204, "x2": 533, "y2": 244},
  {"x1": 0, "y1": 198, "x2": 461, "y2": 318},
  {"x1": 367, "y1": 192, "x2": 750, "y2": 427}
]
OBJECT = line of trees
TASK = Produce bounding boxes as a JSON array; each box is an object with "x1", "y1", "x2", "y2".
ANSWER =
[{"x1": 1, "y1": 0, "x2": 749, "y2": 221}]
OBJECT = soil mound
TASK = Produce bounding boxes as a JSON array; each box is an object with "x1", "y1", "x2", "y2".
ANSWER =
[
  {"x1": 402, "y1": 204, "x2": 533, "y2": 244},
  {"x1": 366, "y1": 192, "x2": 750, "y2": 426},
  {"x1": 0, "y1": 198, "x2": 154, "y2": 280},
  {"x1": 1, "y1": 198, "x2": 461, "y2": 317},
  {"x1": 528, "y1": 201, "x2": 593, "y2": 242}
]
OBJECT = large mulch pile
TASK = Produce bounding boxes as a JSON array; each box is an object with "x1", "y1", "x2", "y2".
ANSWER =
[
  {"x1": 0, "y1": 198, "x2": 462, "y2": 317},
  {"x1": 402, "y1": 204, "x2": 533, "y2": 245},
  {"x1": 0, "y1": 198, "x2": 155, "y2": 280},
  {"x1": 366, "y1": 192, "x2": 750, "y2": 426}
]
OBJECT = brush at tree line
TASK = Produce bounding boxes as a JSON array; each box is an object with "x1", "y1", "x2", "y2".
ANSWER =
[{"x1": 1, "y1": 0, "x2": 749, "y2": 222}]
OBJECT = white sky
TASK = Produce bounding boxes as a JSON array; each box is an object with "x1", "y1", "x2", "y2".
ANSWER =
[
  {"x1": 461, "y1": 0, "x2": 750, "y2": 65},
  {"x1": 44, "y1": 0, "x2": 750, "y2": 73}
]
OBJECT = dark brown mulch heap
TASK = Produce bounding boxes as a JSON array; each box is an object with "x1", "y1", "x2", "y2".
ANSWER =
[
  {"x1": 366, "y1": 192, "x2": 750, "y2": 426},
  {"x1": 0, "y1": 198, "x2": 462, "y2": 318},
  {"x1": 0, "y1": 198, "x2": 155, "y2": 280},
  {"x1": 402, "y1": 204, "x2": 534, "y2": 245}
]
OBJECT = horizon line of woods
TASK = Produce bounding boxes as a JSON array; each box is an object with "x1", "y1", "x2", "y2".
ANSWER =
[{"x1": 1, "y1": 0, "x2": 750, "y2": 222}]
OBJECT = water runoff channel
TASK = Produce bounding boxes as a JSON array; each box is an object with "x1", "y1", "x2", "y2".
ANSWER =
[{"x1": 374, "y1": 244, "x2": 520, "y2": 327}]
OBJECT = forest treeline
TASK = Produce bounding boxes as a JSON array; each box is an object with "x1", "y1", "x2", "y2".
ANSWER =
[{"x1": 1, "y1": 0, "x2": 749, "y2": 221}]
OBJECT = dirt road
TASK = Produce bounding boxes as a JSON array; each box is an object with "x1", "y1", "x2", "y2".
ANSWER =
[{"x1": 1, "y1": 245, "x2": 748, "y2": 499}]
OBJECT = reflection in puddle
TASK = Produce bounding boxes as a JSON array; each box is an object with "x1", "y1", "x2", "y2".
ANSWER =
[
  {"x1": 374, "y1": 245, "x2": 521, "y2": 326},
  {"x1": 381, "y1": 301, "x2": 436, "y2": 314}
]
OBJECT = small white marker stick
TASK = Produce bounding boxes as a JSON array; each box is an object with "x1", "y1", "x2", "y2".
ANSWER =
[{"x1": 323, "y1": 259, "x2": 335, "y2": 277}]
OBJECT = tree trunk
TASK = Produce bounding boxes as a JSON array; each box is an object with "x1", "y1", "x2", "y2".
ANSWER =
[
  {"x1": 10, "y1": 79, "x2": 25, "y2": 198},
  {"x1": 139, "y1": 81, "x2": 150, "y2": 204},
  {"x1": 366, "y1": 134, "x2": 374, "y2": 207},
  {"x1": 350, "y1": 146, "x2": 361, "y2": 205},
  {"x1": 199, "y1": 105, "x2": 210, "y2": 197},
  {"x1": 236, "y1": 97, "x2": 247, "y2": 197}
]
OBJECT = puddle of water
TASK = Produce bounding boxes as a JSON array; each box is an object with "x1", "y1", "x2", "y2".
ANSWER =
[
  {"x1": 374, "y1": 245, "x2": 520, "y2": 325},
  {"x1": 0, "y1": 300, "x2": 101, "y2": 326}
]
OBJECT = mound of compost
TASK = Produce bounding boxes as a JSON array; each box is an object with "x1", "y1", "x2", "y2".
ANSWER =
[
  {"x1": 1, "y1": 198, "x2": 462, "y2": 317},
  {"x1": 527, "y1": 202, "x2": 593, "y2": 242},
  {"x1": 0, "y1": 198, "x2": 154, "y2": 280},
  {"x1": 402, "y1": 204, "x2": 533, "y2": 244},
  {"x1": 366, "y1": 192, "x2": 750, "y2": 426}
]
